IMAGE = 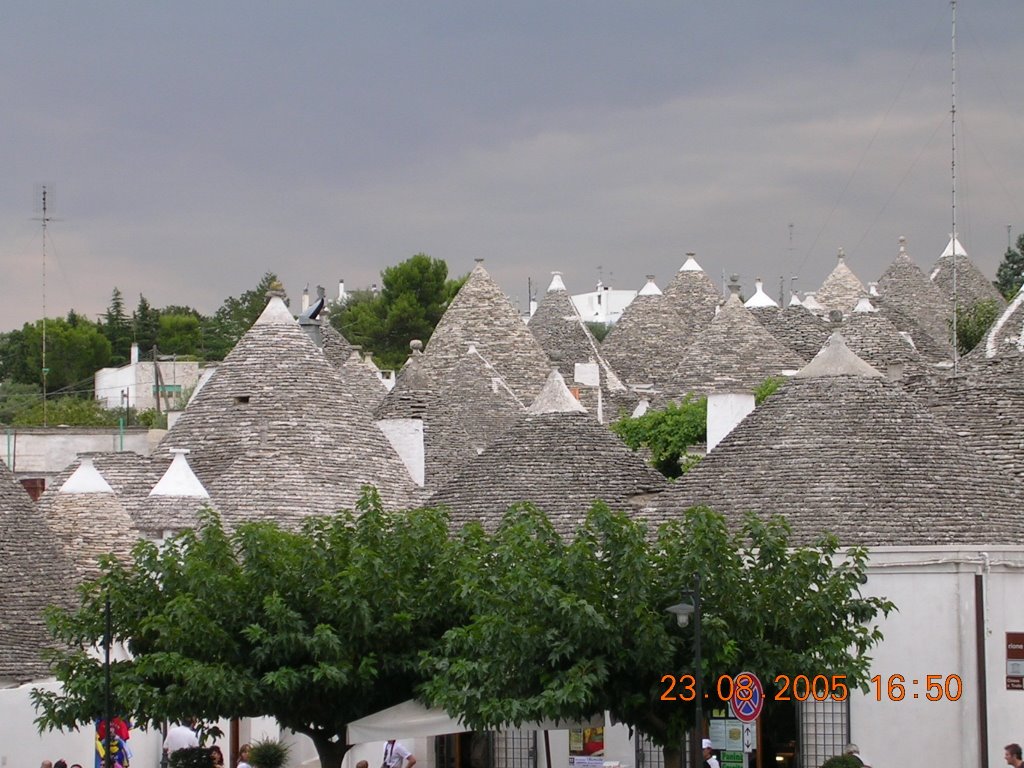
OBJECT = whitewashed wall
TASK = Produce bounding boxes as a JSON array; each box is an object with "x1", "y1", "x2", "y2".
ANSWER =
[{"x1": 851, "y1": 546, "x2": 1024, "y2": 768}]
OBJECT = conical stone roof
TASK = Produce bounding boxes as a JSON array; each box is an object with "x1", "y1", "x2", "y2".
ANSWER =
[
  {"x1": 838, "y1": 301, "x2": 922, "y2": 371},
  {"x1": 528, "y1": 273, "x2": 619, "y2": 383},
  {"x1": 876, "y1": 237, "x2": 953, "y2": 348},
  {"x1": 601, "y1": 276, "x2": 689, "y2": 387},
  {"x1": 421, "y1": 262, "x2": 552, "y2": 402},
  {"x1": 423, "y1": 345, "x2": 526, "y2": 490},
  {"x1": 338, "y1": 349, "x2": 388, "y2": 412},
  {"x1": 749, "y1": 305, "x2": 832, "y2": 361},
  {"x1": 429, "y1": 372, "x2": 666, "y2": 536},
  {"x1": 320, "y1": 323, "x2": 357, "y2": 369},
  {"x1": 0, "y1": 461, "x2": 74, "y2": 683},
  {"x1": 662, "y1": 254, "x2": 721, "y2": 333},
  {"x1": 37, "y1": 457, "x2": 141, "y2": 582},
  {"x1": 670, "y1": 291, "x2": 805, "y2": 395},
  {"x1": 161, "y1": 294, "x2": 420, "y2": 515},
  {"x1": 640, "y1": 371, "x2": 1024, "y2": 547},
  {"x1": 930, "y1": 236, "x2": 1006, "y2": 311},
  {"x1": 816, "y1": 249, "x2": 866, "y2": 314},
  {"x1": 907, "y1": 370, "x2": 1024, "y2": 483}
]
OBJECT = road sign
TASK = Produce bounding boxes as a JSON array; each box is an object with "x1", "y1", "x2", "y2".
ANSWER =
[{"x1": 729, "y1": 671, "x2": 764, "y2": 723}]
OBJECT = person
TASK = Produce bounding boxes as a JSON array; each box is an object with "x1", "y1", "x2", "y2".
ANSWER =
[
  {"x1": 55, "y1": 761, "x2": 68, "y2": 768},
  {"x1": 237, "y1": 743, "x2": 252, "y2": 768},
  {"x1": 357, "y1": 762, "x2": 369, "y2": 768},
  {"x1": 1006, "y1": 743, "x2": 1024, "y2": 767},
  {"x1": 41, "y1": 761, "x2": 53, "y2": 768},
  {"x1": 164, "y1": 720, "x2": 200, "y2": 756},
  {"x1": 209, "y1": 746, "x2": 225, "y2": 768},
  {"x1": 843, "y1": 743, "x2": 871, "y2": 767},
  {"x1": 701, "y1": 739, "x2": 719, "y2": 768},
  {"x1": 382, "y1": 740, "x2": 416, "y2": 768}
]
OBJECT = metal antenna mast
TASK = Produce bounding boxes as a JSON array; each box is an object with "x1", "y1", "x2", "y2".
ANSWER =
[
  {"x1": 34, "y1": 186, "x2": 54, "y2": 426},
  {"x1": 951, "y1": 0, "x2": 959, "y2": 373}
]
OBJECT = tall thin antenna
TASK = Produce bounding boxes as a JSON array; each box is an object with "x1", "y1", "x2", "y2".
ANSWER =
[
  {"x1": 951, "y1": 0, "x2": 959, "y2": 373},
  {"x1": 34, "y1": 185, "x2": 54, "y2": 426}
]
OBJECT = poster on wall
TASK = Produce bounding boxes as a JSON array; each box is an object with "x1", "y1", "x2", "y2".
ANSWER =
[
  {"x1": 569, "y1": 727, "x2": 604, "y2": 768},
  {"x1": 1008, "y1": 632, "x2": 1024, "y2": 690}
]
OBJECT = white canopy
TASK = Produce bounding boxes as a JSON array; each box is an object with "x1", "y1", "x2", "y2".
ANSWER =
[{"x1": 346, "y1": 699, "x2": 603, "y2": 743}]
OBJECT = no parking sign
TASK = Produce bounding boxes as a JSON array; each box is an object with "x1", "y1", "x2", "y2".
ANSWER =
[{"x1": 728, "y1": 671, "x2": 764, "y2": 723}]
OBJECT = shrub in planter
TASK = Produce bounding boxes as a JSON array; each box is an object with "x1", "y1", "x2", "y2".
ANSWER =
[{"x1": 248, "y1": 739, "x2": 291, "y2": 768}]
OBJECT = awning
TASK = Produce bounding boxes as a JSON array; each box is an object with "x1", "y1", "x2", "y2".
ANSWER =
[{"x1": 346, "y1": 699, "x2": 604, "y2": 743}]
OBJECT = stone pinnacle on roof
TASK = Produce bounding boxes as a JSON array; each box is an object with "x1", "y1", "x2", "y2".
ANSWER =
[
  {"x1": 527, "y1": 370, "x2": 587, "y2": 414},
  {"x1": 793, "y1": 332, "x2": 884, "y2": 378}
]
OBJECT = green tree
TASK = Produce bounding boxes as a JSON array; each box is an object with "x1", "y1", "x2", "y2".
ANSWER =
[
  {"x1": 995, "y1": 234, "x2": 1024, "y2": 300},
  {"x1": 34, "y1": 491, "x2": 463, "y2": 768},
  {"x1": 5, "y1": 317, "x2": 111, "y2": 394},
  {"x1": 201, "y1": 274, "x2": 280, "y2": 360},
  {"x1": 330, "y1": 255, "x2": 467, "y2": 369},
  {"x1": 953, "y1": 299, "x2": 1000, "y2": 356},
  {"x1": 612, "y1": 395, "x2": 707, "y2": 478},
  {"x1": 102, "y1": 288, "x2": 133, "y2": 366},
  {"x1": 133, "y1": 294, "x2": 161, "y2": 355},
  {"x1": 158, "y1": 313, "x2": 203, "y2": 356},
  {"x1": 585, "y1": 322, "x2": 611, "y2": 342},
  {"x1": 421, "y1": 504, "x2": 893, "y2": 768}
]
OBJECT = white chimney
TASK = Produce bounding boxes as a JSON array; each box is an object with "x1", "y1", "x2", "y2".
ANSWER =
[
  {"x1": 301, "y1": 285, "x2": 310, "y2": 312},
  {"x1": 707, "y1": 392, "x2": 755, "y2": 453},
  {"x1": 130, "y1": 343, "x2": 139, "y2": 365},
  {"x1": 338, "y1": 278, "x2": 347, "y2": 303}
]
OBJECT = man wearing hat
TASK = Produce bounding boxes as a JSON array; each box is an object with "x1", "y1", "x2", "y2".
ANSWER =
[{"x1": 702, "y1": 738, "x2": 719, "y2": 768}]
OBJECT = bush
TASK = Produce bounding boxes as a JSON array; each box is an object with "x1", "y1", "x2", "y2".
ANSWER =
[
  {"x1": 820, "y1": 755, "x2": 862, "y2": 768},
  {"x1": 170, "y1": 747, "x2": 214, "y2": 768},
  {"x1": 248, "y1": 739, "x2": 291, "y2": 768}
]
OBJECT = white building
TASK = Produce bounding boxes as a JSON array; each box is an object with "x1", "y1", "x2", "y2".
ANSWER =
[
  {"x1": 95, "y1": 343, "x2": 201, "y2": 413},
  {"x1": 570, "y1": 281, "x2": 638, "y2": 326}
]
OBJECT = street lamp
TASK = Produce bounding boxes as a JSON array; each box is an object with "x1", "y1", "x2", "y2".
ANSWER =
[{"x1": 667, "y1": 574, "x2": 702, "y2": 768}]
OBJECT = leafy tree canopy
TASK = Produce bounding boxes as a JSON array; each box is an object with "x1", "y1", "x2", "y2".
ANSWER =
[
  {"x1": 0, "y1": 316, "x2": 111, "y2": 394},
  {"x1": 330, "y1": 255, "x2": 467, "y2": 369},
  {"x1": 11, "y1": 395, "x2": 123, "y2": 427},
  {"x1": 612, "y1": 395, "x2": 707, "y2": 478},
  {"x1": 995, "y1": 233, "x2": 1024, "y2": 300},
  {"x1": 421, "y1": 504, "x2": 893, "y2": 768},
  {"x1": 34, "y1": 490, "x2": 463, "y2": 768},
  {"x1": 158, "y1": 313, "x2": 203, "y2": 357},
  {"x1": 953, "y1": 299, "x2": 1000, "y2": 356}
]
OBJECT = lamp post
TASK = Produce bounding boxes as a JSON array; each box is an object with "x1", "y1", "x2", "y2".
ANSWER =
[{"x1": 667, "y1": 573, "x2": 702, "y2": 768}]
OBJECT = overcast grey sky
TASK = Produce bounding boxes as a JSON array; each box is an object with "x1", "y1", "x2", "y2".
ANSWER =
[{"x1": 2, "y1": 1, "x2": 1022, "y2": 330}]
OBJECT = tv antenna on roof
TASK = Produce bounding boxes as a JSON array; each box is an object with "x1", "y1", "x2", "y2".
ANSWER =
[{"x1": 32, "y1": 184, "x2": 57, "y2": 426}]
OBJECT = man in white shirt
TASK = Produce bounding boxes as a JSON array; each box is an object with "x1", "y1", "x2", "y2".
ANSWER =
[
  {"x1": 163, "y1": 721, "x2": 200, "y2": 755},
  {"x1": 382, "y1": 740, "x2": 416, "y2": 768},
  {"x1": 701, "y1": 739, "x2": 719, "y2": 768}
]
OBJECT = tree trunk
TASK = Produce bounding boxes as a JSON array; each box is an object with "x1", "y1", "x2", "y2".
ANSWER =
[
  {"x1": 664, "y1": 745, "x2": 683, "y2": 768},
  {"x1": 309, "y1": 734, "x2": 347, "y2": 768}
]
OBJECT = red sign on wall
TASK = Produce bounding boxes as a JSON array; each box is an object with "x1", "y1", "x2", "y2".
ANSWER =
[{"x1": 1006, "y1": 633, "x2": 1024, "y2": 690}]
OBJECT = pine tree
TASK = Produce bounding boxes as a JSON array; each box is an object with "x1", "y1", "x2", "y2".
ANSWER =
[
  {"x1": 102, "y1": 288, "x2": 133, "y2": 365},
  {"x1": 133, "y1": 294, "x2": 160, "y2": 356},
  {"x1": 995, "y1": 234, "x2": 1024, "y2": 299}
]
